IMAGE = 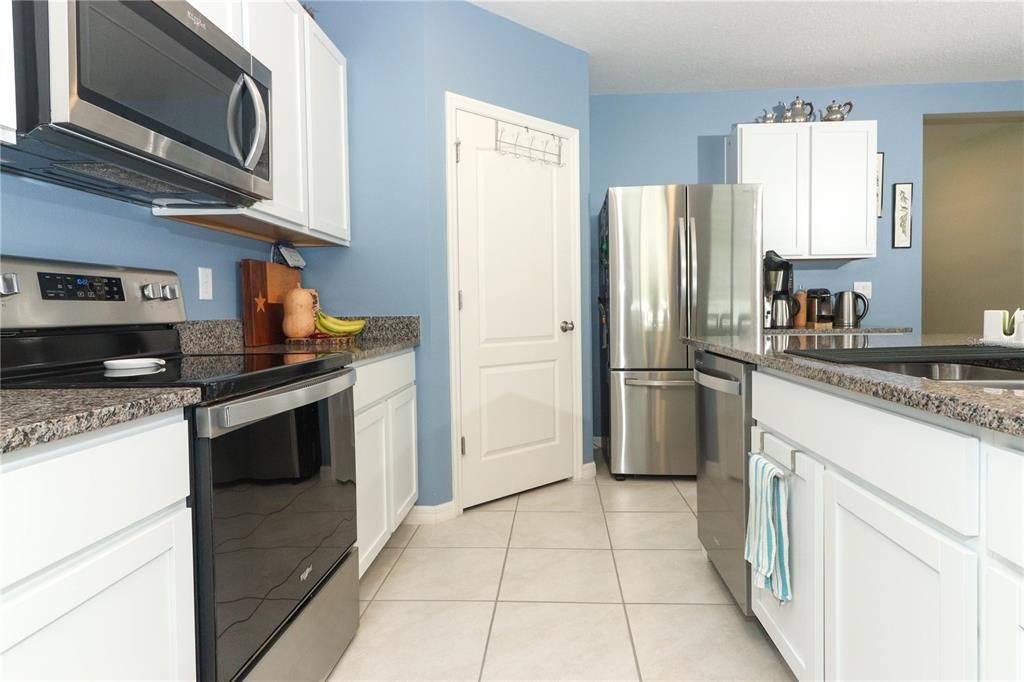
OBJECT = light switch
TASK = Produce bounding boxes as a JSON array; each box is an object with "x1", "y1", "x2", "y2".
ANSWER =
[
  {"x1": 854, "y1": 281, "x2": 872, "y2": 299},
  {"x1": 198, "y1": 267, "x2": 213, "y2": 300}
]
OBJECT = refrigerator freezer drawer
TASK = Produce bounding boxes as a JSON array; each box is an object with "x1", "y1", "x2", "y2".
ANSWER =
[{"x1": 610, "y1": 370, "x2": 698, "y2": 476}]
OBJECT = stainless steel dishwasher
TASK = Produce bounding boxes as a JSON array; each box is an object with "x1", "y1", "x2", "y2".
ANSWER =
[{"x1": 694, "y1": 350, "x2": 754, "y2": 615}]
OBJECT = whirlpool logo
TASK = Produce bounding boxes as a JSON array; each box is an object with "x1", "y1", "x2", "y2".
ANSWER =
[
  {"x1": 300, "y1": 564, "x2": 313, "y2": 582},
  {"x1": 186, "y1": 10, "x2": 207, "y2": 30}
]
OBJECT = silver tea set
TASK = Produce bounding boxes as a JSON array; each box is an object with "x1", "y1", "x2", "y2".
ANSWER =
[{"x1": 758, "y1": 96, "x2": 854, "y2": 123}]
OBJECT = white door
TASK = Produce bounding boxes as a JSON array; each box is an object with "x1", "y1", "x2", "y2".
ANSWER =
[
  {"x1": 243, "y1": 0, "x2": 308, "y2": 228},
  {"x1": 304, "y1": 14, "x2": 351, "y2": 243},
  {"x1": 455, "y1": 108, "x2": 577, "y2": 508},
  {"x1": 752, "y1": 440, "x2": 824, "y2": 682},
  {"x1": 0, "y1": 508, "x2": 196, "y2": 680},
  {"x1": 387, "y1": 385, "x2": 418, "y2": 531},
  {"x1": 983, "y1": 562, "x2": 1024, "y2": 680},
  {"x1": 355, "y1": 403, "x2": 389, "y2": 576},
  {"x1": 809, "y1": 121, "x2": 877, "y2": 257},
  {"x1": 738, "y1": 124, "x2": 809, "y2": 258},
  {"x1": 824, "y1": 472, "x2": 978, "y2": 680}
]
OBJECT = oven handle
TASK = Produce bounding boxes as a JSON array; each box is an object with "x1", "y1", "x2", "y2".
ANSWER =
[{"x1": 195, "y1": 368, "x2": 355, "y2": 438}]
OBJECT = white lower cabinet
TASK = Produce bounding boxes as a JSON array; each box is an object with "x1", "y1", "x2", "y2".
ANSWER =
[
  {"x1": 0, "y1": 412, "x2": 196, "y2": 680},
  {"x1": 983, "y1": 562, "x2": 1024, "y2": 680},
  {"x1": 353, "y1": 351, "x2": 418, "y2": 576},
  {"x1": 823, "y1": 472, "x2": 978, "y2": 680},
  {"x1": 355, "y1": 401, "x2": 390, "y2": 576},
  {"x1": 0, "y1": 508, "x2": 195, "y2": 680},
  {"x1": 751, "y1": 431, "x2": 824, "y2": 682}
]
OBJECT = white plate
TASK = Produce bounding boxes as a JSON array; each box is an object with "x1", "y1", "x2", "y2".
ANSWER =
[
  {"x1": 103, "y1": 358, "x2": 167, "y2": 370},
  {"x1": 104, "y1": 367, "x2": 167, "y2": 378}
]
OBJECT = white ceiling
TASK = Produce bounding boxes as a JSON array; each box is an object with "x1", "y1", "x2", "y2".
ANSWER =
[{"x1": 474, "y1": 1, "x2": 1024, "y2": 94}]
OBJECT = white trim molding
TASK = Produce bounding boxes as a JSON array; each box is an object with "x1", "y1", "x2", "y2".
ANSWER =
[
  {"x1": 444, "y1": 91, "x2": 584, "y2": 516},
  {"x1": 404, "y1": 501, "x2": 459, "y2": 526},
  {"x1": 574, "y1": 461, "x2": 597, "y2": 481}
]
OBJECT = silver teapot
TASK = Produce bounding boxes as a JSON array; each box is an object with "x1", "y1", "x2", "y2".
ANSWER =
[
  {"x1": 789, "y1": 96, "x2": 814, "y2": 122},
  {"x1": 821, "y1": 100, "x2": 854, "y2": 122}
]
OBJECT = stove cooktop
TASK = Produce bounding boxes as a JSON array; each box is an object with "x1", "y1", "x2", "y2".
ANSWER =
[{"x1": 2, "y1": 352, "x2": 351, "y2": 402}]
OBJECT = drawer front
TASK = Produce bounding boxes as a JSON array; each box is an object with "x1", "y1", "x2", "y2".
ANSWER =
[
  {"x1": 753, "y1": 372, "x2": 979, "y2": 536},
  {"x1": 0, "y1": 413, "x2": 190, "y2": 588},
  {"x1": 353, "y1": 350, "x2": 415, "y2": 413},
  {"x1": 986, "y1": 443, "x2": 1024, "y2": 570}
]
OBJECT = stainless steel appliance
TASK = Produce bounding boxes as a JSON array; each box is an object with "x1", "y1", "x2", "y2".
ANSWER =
[
  {"x1": 806, "y1": 288, "x2": 833, "y2": 326},
  {"x1": 0, "y1": 256, "x2": 359, "y2": 682},
  {"x1": 600, "y1": 184, "x2": 763, "y2": 478},
  {"x1": 833, "y1": 290, "x2": 870, "y2": 328},
  {"x1": 764, "y1": 250, "x2": 797, "y2": 329},
  {"x1": 4, "y1": 1, "x2": 272, "y2": 207},
  {"x1": 694, "y1": 350, "x2": 754, "y2": 615}
]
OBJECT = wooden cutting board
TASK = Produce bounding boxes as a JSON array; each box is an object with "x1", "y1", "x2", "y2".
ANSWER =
[{"x1": 240, "y1": 260, "x2": 302, "y2": 346}]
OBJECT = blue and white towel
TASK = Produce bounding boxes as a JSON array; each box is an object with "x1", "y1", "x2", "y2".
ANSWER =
[{"x1": 744, "y1": 453, "x2": 792, "y2": 602}]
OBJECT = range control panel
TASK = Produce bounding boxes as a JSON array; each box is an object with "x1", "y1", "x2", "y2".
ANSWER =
[{"x1": 38, "y1": 272, "x2": 126, "y2": 302}]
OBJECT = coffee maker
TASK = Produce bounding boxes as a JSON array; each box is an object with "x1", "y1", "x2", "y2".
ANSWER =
[{"x1": 764, "y1": 250, "x2": 799, "y2": 329}]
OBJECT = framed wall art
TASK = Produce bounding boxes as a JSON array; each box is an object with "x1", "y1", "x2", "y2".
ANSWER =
[{"x1": 892, "y1": 182, "x2": 913, "y2": 248}]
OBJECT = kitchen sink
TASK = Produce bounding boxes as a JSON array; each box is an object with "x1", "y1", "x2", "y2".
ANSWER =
[
  {"x1": 785, "y1": 344, "x2": 1024, "y2": 389},
  {"x1": 851, "y1": 361, "x2": 1024, "y2": 386}
]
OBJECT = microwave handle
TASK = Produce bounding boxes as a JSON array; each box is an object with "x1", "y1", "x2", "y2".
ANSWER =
[
  {"x1": 241, "y1": 74, "x2": 268, "y2": 171},
  {"x1": 226, "y1": 75, "x2": 246, "y2": 165},
  {"x1": 195, "y1": 369, "x2": 356, "y2": 438}
]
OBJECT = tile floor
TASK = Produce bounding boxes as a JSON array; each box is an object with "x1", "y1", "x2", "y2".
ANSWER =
[{"x1": 329, "y1": 453, "x2": 792, "y2": 681}]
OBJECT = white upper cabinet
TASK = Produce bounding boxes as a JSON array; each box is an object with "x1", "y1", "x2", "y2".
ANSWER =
[
  {"x1": 153, "y1": 0, "x2": 350, "y2": 247},
  {"x1": 304, "y1": 14, "x2": 351, "y2": 244},
  {"x1": 1, "y1": 0, "x2": 16, "y2": 143},
  {"x1": 735, "y1": 121, "x2": 877, "y2": 259},
  {"x1": 738, "y1": 124, "x2": 809, "y2": 257},
  {"x1": 243, "y1": 0, "x2": 309, "y2": 229},
  {"x1": 187, "y1": 0, "x2": 243, "y2": 44}
]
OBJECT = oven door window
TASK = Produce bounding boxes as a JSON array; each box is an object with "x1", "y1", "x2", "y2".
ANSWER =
[
  {"x1": 209, "y1": 394, "x2": 355, "y2": 681},
  {"x1": 73, "y1": 1, "x2": 270, "y2": 181}
]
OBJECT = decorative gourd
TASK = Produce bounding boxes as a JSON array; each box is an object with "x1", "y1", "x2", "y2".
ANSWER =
[{"x1": 282, "y1": 286, "x2": 316, "y2": 339}]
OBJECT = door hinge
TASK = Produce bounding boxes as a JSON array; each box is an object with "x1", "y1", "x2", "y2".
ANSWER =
[
  {"x1": 455, "y1": 140, "x2": 461, "y2": 163},
  {"x1": 460, "y1": 436, "x2": 466, "y2": 456},
  {"x1": 458, "y1": 290, "x2": 463, "y2": 310}
]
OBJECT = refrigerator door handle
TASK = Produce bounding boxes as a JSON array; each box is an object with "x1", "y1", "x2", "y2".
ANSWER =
[
  {"x1": 688, "y1": 216, "x2": 697, "y2": 339},
  {"x1": 678, "y1": 217, "x2": 688, "y2": 340},
  {"x1": 624, "y1": 378, "x2": 695, "y2": 388},
  {"x1": 694, "y1": 367, "x2": 742, "y2": 396}
]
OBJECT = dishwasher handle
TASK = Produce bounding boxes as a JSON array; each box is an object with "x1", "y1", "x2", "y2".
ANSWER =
[
  {"x1": 624, "y1": 378, "x2": 695, "y2": 388},
  {"x1": 694, "y1": 367, "x2": 742, "y2": 396}
]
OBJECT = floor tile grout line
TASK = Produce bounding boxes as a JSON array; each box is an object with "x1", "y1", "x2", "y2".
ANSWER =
[
  {"x1": 595, "y1": 470, "x2": 645, "y2": 682},
  {"x1": 477, "y1": 493, "x2": 516, "y2": 681},
  {"x1": 365, "y1": 525, "x2": 421, "y2": 604}
]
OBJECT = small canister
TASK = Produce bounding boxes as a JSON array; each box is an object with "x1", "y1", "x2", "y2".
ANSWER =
[{"x1": 793, "y1": 291, "x2": 808, "y2": 328}]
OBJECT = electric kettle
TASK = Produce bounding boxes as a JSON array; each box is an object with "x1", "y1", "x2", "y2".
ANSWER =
[{"x1": 833, "y1": 291, "x2": 869, "y2": 328}]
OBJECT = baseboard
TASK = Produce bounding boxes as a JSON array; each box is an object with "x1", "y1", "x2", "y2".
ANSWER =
[
  {"x1": 574, "y1": 461, "x2": 596, "y2": 480},
  {"x1": 405, "y1": 500, "x2": 459, "y2": 525}
]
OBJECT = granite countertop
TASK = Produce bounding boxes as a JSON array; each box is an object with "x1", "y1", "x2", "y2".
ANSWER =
[
  {"x1": 683, "y1": 332, "x2": 1024, "y2": 439},
  {"x1": 765, "y1": 327, "x2": 913, "y2": 335},
  {"x1": 0, "y1": 387, "x2": 201, "y2": 455}
]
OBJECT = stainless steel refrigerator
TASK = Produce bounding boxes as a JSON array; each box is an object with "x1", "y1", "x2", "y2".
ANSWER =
[{"x1": 600, "y1": 184, "x2": 763, "y2": 479}]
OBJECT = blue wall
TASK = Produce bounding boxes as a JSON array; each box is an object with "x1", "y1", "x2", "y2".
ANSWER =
[
  {"x1": 590, "y1": 80, "x2": 1024, "y2": 435},
  {"x1": 303, "y1": 1, "x2": 591, "y2": 505},
  {"x1": 0, "y1": 174, "x2": 267, "y2": 319}
]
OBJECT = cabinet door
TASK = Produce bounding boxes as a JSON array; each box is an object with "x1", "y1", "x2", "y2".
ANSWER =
[
  {"x1": 0, "y1": 508, "x2": 196, "y2": 680},
  {"x1": 187, "y1": 0, "x2": 243, "y2": 43},
  {"x1": 824, "y1": 472, "x2": 977, "y2": 680},
  {"x1": 809, "y1": 122, "x2": 877, "y2": 257},
  {"x1": 752, "y1": 444, "x2": 824, "y2": 682},
  {"x1": 387, "y1": 385, "x2": 418, "y2": 531},
  {"x1": 355, "y1": 402, "x2": 389, "y2": 577},
  {"x1": 243, "y1": 0, "x2": 308, "y2": 228},
  {"x1": 983, "y1": 563, "x2": 1024, "y2": 680},
  {"x1": 738, "y1": 124, "x2": 809, "y2": 258},
  {"x1": 304, "y1": 15, "x2": 351, "y2": 244},
  {"x1": 1, "y1": 0, "x2": 16, "y2": 143}
]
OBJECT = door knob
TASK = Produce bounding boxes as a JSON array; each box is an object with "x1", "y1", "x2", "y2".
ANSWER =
[{"x1": 560, "y1": 321, "x2": 575, "y2": 332}]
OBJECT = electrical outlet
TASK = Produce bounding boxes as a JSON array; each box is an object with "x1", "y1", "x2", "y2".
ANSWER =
[
  {"x1": 854, "y1": 281, "x2": 872, "y2": 299},
  {"x1": 198, "y1": 267, "x2": 213, "y2": 300}
]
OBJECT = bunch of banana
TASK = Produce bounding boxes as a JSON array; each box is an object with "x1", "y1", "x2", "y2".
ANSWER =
[{"x1": 314, "y1": 311, "x2": 366, "y2": 337}]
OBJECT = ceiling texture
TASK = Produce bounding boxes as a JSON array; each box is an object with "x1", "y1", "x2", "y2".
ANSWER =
[{"x1": 474, "y1": 1, "x2": 1024, "y2": 94}]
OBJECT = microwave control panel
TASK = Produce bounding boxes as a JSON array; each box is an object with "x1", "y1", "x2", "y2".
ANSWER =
[{"x1": 37, "y1": 272, "x2": 126, "y2": 302}]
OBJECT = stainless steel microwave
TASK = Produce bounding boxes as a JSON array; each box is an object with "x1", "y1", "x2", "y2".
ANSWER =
[{"x1": 3, "y1": 0, "x2": 272, "y2": 207}]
